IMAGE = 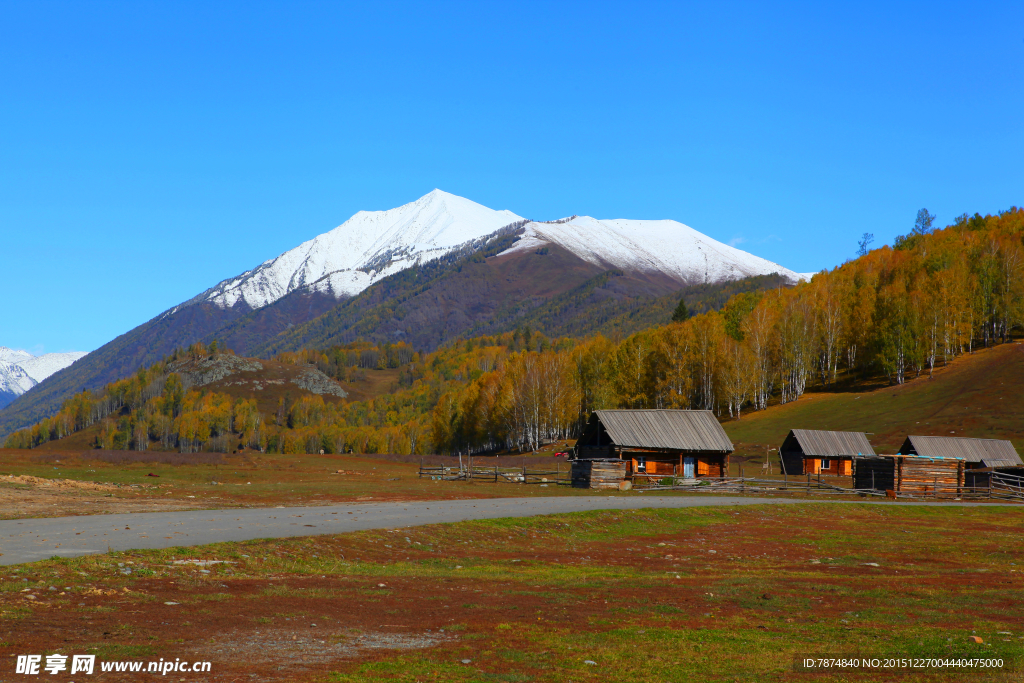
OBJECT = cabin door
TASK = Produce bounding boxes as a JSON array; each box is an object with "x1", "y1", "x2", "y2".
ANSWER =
[{"x1": 683, "y1": 456, "x2": 696, "y2": 478}]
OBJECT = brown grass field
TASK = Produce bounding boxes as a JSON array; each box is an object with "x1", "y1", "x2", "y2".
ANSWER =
[
  {"x1": 0, "y1": 448, "x2": 598, "y2": 520},
  {"x1": 2, "y1": 504, "x2": 1022, "y2": 682}
]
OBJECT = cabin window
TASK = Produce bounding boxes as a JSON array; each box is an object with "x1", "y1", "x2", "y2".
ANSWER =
[
  {"x1": 820, "y1": 459, "x2": 831, "y2": 470},
  {"x1": 635, "y1": 456, "x2": 646, "y2": 473}
]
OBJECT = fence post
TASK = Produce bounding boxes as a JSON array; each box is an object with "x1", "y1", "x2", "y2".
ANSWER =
[
  {"x1": 494, "y1": 465, "x2": 498, "y2": 483},
  {"x1": 419, "y1": 457, "x2": 422, "y2": 478}
]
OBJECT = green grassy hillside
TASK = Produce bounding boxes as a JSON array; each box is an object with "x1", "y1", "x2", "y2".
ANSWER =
[{"x1": 725, "y1": 341, "x2": 1024, "y2": 459}]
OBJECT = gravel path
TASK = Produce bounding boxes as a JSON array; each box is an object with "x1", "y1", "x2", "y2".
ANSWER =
[{"x1": 0, "y1": 494, "x2": 1003, "y2": 566}]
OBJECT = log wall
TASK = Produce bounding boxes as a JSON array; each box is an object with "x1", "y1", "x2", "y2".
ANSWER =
[
  {"x1": 898, "y1": 457, "x2": 963, "y2": 494},
  {"x1": 623, "y1": 450, "x2": 728, "y2": 478},
  {"x1": 853, "y1": 455, "x2": 963, "y2": 495},
  {"x1": 571, "y1": 459, "x2": 626, "y2": 489},
  {"x1": 698, "y1": 454, "x2": 727, "y2": 477},
  {"x1": 630, "y1": 459, "x2": 677, "y2": 475}
]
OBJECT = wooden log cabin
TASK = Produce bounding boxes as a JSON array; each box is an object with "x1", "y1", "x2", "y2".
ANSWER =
[
  {"x1": 573, "y1": 409, "x2": 733, "y2": 479},
  {"x1": 898, "y1": 435, "x2": 1023, "y2": 491},
  {"x1": 778, "y1": 429, "x2": 875, "y2": 477}
]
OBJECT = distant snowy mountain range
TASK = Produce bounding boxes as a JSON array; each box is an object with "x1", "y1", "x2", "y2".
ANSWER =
[
  {"x1": 181, "y1": 189, "x2": 812, "y2": 316},
  {"x1": 0, "y1": 347, "x2": 88, "y2": 409}
]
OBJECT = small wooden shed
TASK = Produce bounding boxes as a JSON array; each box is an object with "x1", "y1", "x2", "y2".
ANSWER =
[
  {"x1": 574, "y1": 409, "x2": 733, "y2": 479},
  {"x1": 778, "y1": 429, "x2": 875, "y2": 477},
  {"x1": 854, "y1": 454, "x2": 965, "y2": 497},
  {"x1": 570, "y1": 459, "x2": 628, "y2": 489}
]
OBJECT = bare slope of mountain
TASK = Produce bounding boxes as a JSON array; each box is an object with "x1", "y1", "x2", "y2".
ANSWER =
[
  {"x1": 247, "y1": 241, "x2": 794, "y2": 358},
  {"x1": 0, "y1": 305, "x2": 256, "y2": 435},
  {"x1": 206, "y1": 222, "x2": 531, "y2": 357}
]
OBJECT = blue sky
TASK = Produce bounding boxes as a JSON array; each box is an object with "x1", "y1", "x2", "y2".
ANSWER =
[{"x1": 2, "y1": 1, "x2": 1022, "y2": 353}]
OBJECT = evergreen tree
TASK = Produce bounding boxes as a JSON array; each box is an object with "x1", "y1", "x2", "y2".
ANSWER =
[{"x1": 671, "y1": 298, "x2": 689, "y2": 322}]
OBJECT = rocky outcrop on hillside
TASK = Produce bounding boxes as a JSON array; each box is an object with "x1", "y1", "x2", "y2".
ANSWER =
[
  {"x1": 169, "y1": 355, "x2": 264, "y2": 388},
  {"x1": 291, "y1": 369, "x2": 348, "y2": 398}
]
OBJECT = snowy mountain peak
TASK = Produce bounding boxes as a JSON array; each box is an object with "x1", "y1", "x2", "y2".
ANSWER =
[
  {"x1": 499, "y1": 216, "x2": 807, "y2": 284},
  {"x1": 179, "y1": 190, "x2": 810, "y2": 317},
  {"x1": 192, "y1": 190, "x2": 524, "y2": 311}
]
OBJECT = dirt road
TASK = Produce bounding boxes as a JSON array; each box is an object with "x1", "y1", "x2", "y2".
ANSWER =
[{"x1": 0, "y1": 495, "x2": 1000, "y2": 566}]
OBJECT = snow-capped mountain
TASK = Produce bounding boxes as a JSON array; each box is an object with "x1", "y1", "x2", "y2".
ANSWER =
[
  {"x1": 504, "y1": 216, "x2": 810, "y2": 284},
  {"x1": 182, "y1": 190, "x2": 523, "y2": 313},
  {"x1": 0, "y1": 348, "x2": 89, "y2": 409},
  {"x1": 177, "y1": 190, "x2": 808, "y2": 317},
  {"x1": 0, "y1": 347, "x2": 34, "y2": 365}
]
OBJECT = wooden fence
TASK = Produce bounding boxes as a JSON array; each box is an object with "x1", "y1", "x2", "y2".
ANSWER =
[
  {"x1": 987, "y1": 471, "x2": 1024, "y2": 501},
  {"x1": 418, "y1": 457, "x2": 568, "y2": 485},
  {"x1": 631, "y1": 473, "x2": 869, "y2": 495},
  {"x1": 418, "y1": 456, "x2": 1024, "y2": 501},
  {"x1": 631, "y1": 470, "x2": 1024, "y2": 502}
]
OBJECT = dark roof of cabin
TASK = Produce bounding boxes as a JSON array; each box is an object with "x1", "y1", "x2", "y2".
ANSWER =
[
  {"x1": 899, "y1": 436, "x2": 1023, "y2": 466},
  {"x1": 784, "y1": 429, "x2": 876, "y2": 457},
  {"x1": 592, "y1": 410, "x2": 733, "y2": 453}
]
